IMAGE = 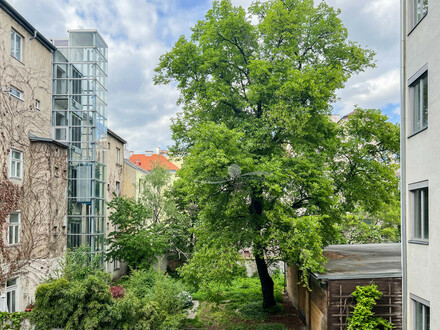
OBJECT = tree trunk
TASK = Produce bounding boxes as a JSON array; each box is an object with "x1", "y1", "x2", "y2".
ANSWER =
[{"x1": 255, "y1": 247, "x2": 276, "y2": 308}]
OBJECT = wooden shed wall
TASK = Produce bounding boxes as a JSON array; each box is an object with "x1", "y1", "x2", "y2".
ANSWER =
[{"x1": 327, "y1": 278, "x2": 402, "y2": 330}]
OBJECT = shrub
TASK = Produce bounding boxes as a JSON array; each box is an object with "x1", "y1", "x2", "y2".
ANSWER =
[
  {"x1": 110, "y1": 285, "x2": 126, "y2": 300},
  {"x1": 0, "y1": 312, "x2": 27, "y2": 330},
  {"x1": 347, "y1": 284, "x2": 394, "y2": 330}
]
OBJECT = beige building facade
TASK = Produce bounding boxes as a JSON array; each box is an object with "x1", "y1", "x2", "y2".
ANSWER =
[
  {"x1": 0, "y1": 0, "x2": 68, "y2": 312},
  {"x1": 106, "y1": 129, "x2": 127, "y2": 279},
  {"x1": 402, "y1": 0, "x2": 435, "y2": 328}
]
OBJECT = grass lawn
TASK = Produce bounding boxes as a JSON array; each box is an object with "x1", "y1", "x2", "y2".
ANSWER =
[{"x1": 183, "y1": 272, "x2": 304, "y2": 329}]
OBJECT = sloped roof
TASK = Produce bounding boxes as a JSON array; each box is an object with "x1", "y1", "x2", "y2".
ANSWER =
[
  {"x1": 314, "y1": 243, "x2": 401, "y2": 281},
  {"x1": 129, "y1": 153, "x2": 179, "y2": 171}
]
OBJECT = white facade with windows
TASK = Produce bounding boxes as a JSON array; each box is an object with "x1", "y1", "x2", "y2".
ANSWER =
[{"x1": 402, "y1": 0, "x2": 440, "y2": 328}]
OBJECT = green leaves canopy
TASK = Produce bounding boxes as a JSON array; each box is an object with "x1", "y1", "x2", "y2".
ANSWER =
[{"x1": 155, "y1": 0, "x2": 398, "y2": 288}]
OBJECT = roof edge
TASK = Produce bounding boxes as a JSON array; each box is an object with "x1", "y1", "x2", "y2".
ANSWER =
[
  {"x1": 29, "y1": 134, "x2": 68, "y2": 149},
  {"x1": 0, "y1": 0, "x2": 57, "y2": 52},
  {"x1": 107, "y1": 128, "x2": 127, "y2": 144}
]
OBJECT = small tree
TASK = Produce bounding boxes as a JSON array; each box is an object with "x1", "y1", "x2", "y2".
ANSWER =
[
  {"x1": 347, "y1": 284, "x2": 393, "y2": 330},
  {"x1": 107, "y1": 165, "x2": 193, "y2": 270}
]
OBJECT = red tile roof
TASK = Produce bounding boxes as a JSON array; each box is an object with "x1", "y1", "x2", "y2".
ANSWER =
[{"x1": 129, "y1": 154, "x2": 179, "y2": 171}]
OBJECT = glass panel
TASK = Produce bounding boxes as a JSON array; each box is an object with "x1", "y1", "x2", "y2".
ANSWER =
[
  {"x1": 10, "y1": 30, "x2": 14, "y2": 56},
  {"x1": 8, "y1": 226, "x2": 13, "y2": 244},
  {"x1": 414, "y1": 81, "x2": 421, "y2": 132},
  {"x1": 414, "y1": 190, "x2": 421, "y2": 238},
  {"x1": 6, "y1": 278, "x2": 16, "y2": 287},
  {"x1": 55, "y1": 128, "x2": 67, "y2": 141},
  {"x1": 425, "y1": 305, "x2": 430, "y2": 330},
  {"x1": 15, "y1": 34, "x2": 21, "y2": 60},
  {"x1": 16, "y1": 162, "x2": 21, "y2": 177},
  {"x1": 10, "y1": 214, "x2": 19, "y2": 223},
  {"x1": 12, "y1": 151, "x2": 21, "y2": 160},
  {"x1": 11, "y1": 161, "x2": 16, "y2": 177},
  {"x1": 14, "y1": 225, "x2": 19, "y2": 244},
  {"x1": 423, "y1": 188, "x2": 429, "y2": 239},
  {"x1": 416, "y1": 301, "x2": 423, "y2": 330},
  {"x1": 422, "y1": 75, "x2": 428, "y2": 128}
]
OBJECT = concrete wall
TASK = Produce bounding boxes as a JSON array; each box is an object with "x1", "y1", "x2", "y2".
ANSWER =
[{"x1": 404, "y1": 0, "x2": 440, "y2": 327}]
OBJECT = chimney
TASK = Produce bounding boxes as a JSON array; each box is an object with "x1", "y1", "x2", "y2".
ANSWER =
[
  {"x1": 155, "y1": 147, "x2": 160, "y2": 155},
  {"x1": 145, "y1": 150, "x2": 153, "y2": 156}
]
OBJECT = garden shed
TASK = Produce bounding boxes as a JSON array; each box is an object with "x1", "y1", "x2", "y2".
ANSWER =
[{"x1": 286, "y1": 243, "x2": 402, "y2": 330}]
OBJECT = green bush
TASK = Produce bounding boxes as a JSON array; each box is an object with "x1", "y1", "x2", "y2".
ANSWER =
[
  {"x1": 31, "y1": 273, "x2": 113, "y2": 329},
  {"x1": 347, "y1": 284, "x2": 394, "y2": 330}
]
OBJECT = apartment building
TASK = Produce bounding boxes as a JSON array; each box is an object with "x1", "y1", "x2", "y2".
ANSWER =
[
  {"x1": 106, "y1": 129, "x2": 127, "y2": 278},
  {"x1": 401, "y1": 0, "x2": 434, "y2": 328},
  {"x1": 0, "y1": 0, "x2": 68, "y2": 312}
]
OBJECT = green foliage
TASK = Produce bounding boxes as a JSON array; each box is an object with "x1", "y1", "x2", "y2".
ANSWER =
[
  {"x1": 347, "y1": 284, "x2": 394, "y2": 330},
  {"x1": 0, "y1": 312, "x2": 27, "y2": 330},
  {"x1": 239, "y1": 301, "x2": 268, "y2": 321},
  {"x1": 31, "y1": 249, "x2": 188, "y2": 330},
  {"x1": 31, "y1": 273, "x2": 113, "y2": 329},
  {"x1": 156, "y1": 0, "x2": 398, "y2": 307},
  {"x1": 119, "y1": 269, "x2": 188, "y2": 329},
  {"x1": 59, "y1": 246, "x2": 103, "y2": 281},
  {"x1": 107, "y1": 165, "x2": 193, "y2": 270}
]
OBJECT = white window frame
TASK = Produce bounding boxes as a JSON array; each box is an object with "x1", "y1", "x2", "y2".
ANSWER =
[
  {"x1": 115, "y1": 181, "x2": 120, "y2": 196},
  {"x1": 9, "y1": 86, "x2": 23, "y2": 101},
  {"x1": 412, "y1": 0, "x2": 428, "y2": 28},
  {"x1": 6, "y1": 278, "x2": 18, "y2": 313},
  {"x1": 9, "y1": 149, "x2": 23, "y2": 180},
  {"x1": 7, "y1": 213, "x2": 20, "y2": 246},
  {"x1": 411, "y1": 294, "x2": 430, "y2": 330},
  {"x1": 409, "y1": 180, "x2": 429, "y2": 242},
  {"x1": 114, "y1": 259, "x2": 120, "y2": 270},
  {"x1": 10, "y1": 29, "x2": 23, "y2": 62},
  {"x1": 35, "y1": 99, "x2": 40, "y2": 110},
  {"x1": 409, "y1": 67, "x2": 428, "y2": 135}
]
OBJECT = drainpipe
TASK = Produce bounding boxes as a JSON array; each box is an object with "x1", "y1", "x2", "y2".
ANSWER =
[{"x1": 400, "y1": 0, "x2": 407, "y2": 328}]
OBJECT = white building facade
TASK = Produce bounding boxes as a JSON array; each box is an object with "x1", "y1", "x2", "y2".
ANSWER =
[{"x1": 402, "y1": 0, "x2": 435, "y2": 328}]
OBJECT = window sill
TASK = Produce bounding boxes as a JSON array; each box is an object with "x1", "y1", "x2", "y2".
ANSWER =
[
  {"x1": 408, "y1": 126, "x2": 427, "y2": 139},
  {"x1": 7, "y1": 243, "x2": 20, "y2": 247},
  {"x1": 408, "y1": 12, "x2": 428, "y2": 36},
  {"x1": 10, "y1": 55, "x2": 24, "y2": 65},
  {"x1": 9, "y1": 94, "x2": 24, "y2": 102},
  {"x1": 408, "y1": 239, "x2": 429, "y2": 245},
  {"x1": 9, "y1": 176, "x2": 23, "y2": 181}
]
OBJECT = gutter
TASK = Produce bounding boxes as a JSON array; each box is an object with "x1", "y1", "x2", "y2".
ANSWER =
[{"x1": 399, "y1": 0, "x2": 407, "y2": 328}]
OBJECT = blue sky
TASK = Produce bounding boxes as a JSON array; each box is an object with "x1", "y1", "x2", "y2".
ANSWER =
[{"x1": 9, "y1": 0, "x2": 400, "y2": 152}]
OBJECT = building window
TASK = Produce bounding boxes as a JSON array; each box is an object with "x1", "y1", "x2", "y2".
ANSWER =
[
  {"x1": 114, "y1": 259, "x2": 120, "y2": 270},
  {"x1": 116, "y1": 147, "x2": 121, "y2": 164},
  {"x1": 409, "y1": 181, "x2": 428, "y2": 241},
  {"x1": 9, "y1": 149, "x2": 23, "y2": 179},
  {"x1": 10, "y1": 30, "x2": 22, "y2": 61},
  {"x1": 412, "y1": 0, "x2": 428, "y2": 27},
  {"x1": 410, "y1": 73, "x2": 428, "y2": 134},
  {"x1": 8, "y1": 213, "x2": 20, "y2": 245},
  {"x1": 6, "y1": 278, "x2": 18, "y2": 313},
  {"x1": 412, "y1": 296, "x2": 430, "y2": 330},
  {"x1": 115, "y1": 181, "x2": 120, "y2": 196},
  {"x1": 35, "y1": 100, "x2": 40, "y2": 110},
  {"x1": 9, "y1": 86, "x2": 23, "y2": 101}
]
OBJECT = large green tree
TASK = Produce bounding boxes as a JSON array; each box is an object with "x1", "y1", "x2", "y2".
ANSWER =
[{"x1": 155, "y1": 0, "x2": 398, "y2": 308}]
